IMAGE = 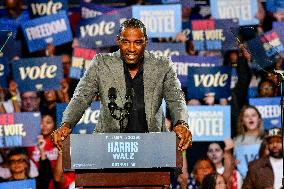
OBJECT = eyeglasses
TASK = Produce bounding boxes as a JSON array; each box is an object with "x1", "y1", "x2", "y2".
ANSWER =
[
  {"x1": 259, "y1": 86, "x2": 274, "y2": 91},
  {"x1": 22, "y1": 96, "x2": 38, "y2": 101},
  {"x1": 8, "y1": 158, "x2": 26, "y2": 164}
]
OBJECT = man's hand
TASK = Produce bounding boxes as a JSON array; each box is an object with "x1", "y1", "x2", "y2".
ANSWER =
[
  {"x1": 173, "y1": 124, "x2": 192, "y2": 151},
  {"x1": 50, "y1": 123, "x2": 72, "y2": 153}
]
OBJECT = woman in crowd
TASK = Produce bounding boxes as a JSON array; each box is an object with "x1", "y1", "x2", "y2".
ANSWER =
[
  {"x1": 257, "y1": 79, "x2": 278, "y2": 98},
  {"x1": 192, "y1": 157, "x2": 216, "y2": 188},
  {"x1": 202, "y1": 172, "x2": 227, "y2": 189},
  {"x1": 207, "y1": 141, "x2": 242, "y2": 189},
  {"x1": 0, "y1": 83, "x2": 20, "y2": 113},
  {"x1": 0, "y1": 145, "x2": 52, "y2": 189},
  {"x1": 233, "y1": 105, "x2": 264, "y2": 178},
  {"x1": 234, "y1": 105, "x2": 264, "y2": 147},
  {"x1": 27, "y1": 114, "x2": 58, "y2": 169}
]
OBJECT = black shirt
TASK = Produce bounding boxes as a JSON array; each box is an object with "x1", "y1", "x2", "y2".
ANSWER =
[{"x1": 123, "y1": 62, "x2": 148, "y2": 133}]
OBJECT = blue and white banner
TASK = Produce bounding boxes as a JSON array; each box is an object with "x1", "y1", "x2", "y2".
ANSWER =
[
  {"x1": 78, "y1": 7, "x2": 131, "y2": 48},
  {"x1": 249, "y1": 97, "x2": 281, "y2": 130},
  {"x1": 0, "y1": 57, "x2": 9, "y2": 88},
  {"x1": 146, "y1": 43, "x2": 187, "y2": 57},
  {"x1": 248, "y1": 86, "x2": 258, "y2": 98},
  {"x1": 21, "y1": 11, "x2": 73, "y2": 52},
  {"x1": 12, "y1": 56, "x2": 63, "y2": 92},
  {"x1": 0, "y1": 30, "x2": 22, "y2": 59},
  {"x1": 191, "y1": 19, "x2": 238, "y2": 51},
  {"x1": 132, "y1": 4, "x2": 182, "y2": 38},
  {"x1": 187, "y1": 66, "x2": 232, "y2": 99},
  {"x1": 210, "y1": 0, "x2": 259, "y2": 26},
  {"x1": 70, "y1": 47, "x2": 96, "y2": 79},
  {"x1": 247, "y1": 29, "x2": 284, "y2": 70},
  {"x1": 187, "y1": 105, "x2": 231, "y2": 141},
  {"x1": 266, "y1": 0, "x2": 284, "y2": 13},
  {"x1": 56, "y1": 102, "x2": 101, "y2": 134},
  {"x1": 0, "y1": 113, "x2": 41, "y2": 148},
  {"x1": 182, "y1": 21, "x2": 191, "y2": 39},
  {"x1": 27, "y1": 0, "x2": 68, "y2": 18},
  {"x1": 0, "y1": 11, "x2": 30, "y2": 39},
  {"x1": 0, "y1": 30, "x2": 13, "y2": 52},
  {"x1": 81, "y1": 0, "x2": 117, "y2": 19},
  {"x1": 273, "y1": 21, "x2": 284, "y2": 29},
  {"x1": 1, "y1": 40, "x2": 22, "y2": 60},
  {"x1": 171, "y1": 55, "x2": 222, "y2": 87},
  {"x1": 234, "y1": 144, "x2": 260, "y2": 178},
  {"x1": 0, "y1": 179, "x2": 36, "y2": 189}
]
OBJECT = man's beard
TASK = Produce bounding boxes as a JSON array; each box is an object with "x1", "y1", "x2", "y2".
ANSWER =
[{"x1": 270, "y1": 149, "x2": 283, "y2": 158}]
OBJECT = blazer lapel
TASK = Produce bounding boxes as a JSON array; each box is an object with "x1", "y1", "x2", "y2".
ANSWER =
[
  {"x1": 109, "y1": 51, "x2": 126, "y2": 106},
  {"x1": 143, "y1": 51, "x2": 159, "y2": 128}
]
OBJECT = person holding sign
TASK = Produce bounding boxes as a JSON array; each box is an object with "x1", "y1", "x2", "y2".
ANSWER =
[{"x1": 51, "y1": 18, "x2": 192, "y2": 151}]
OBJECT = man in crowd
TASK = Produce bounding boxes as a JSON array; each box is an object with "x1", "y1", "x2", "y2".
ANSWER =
[
  {"x1": 243, "y1": 127, "x2": 283, "y2": 189},
  {"x1": 21, "y1": 91, "x2": 41, "y2": 112},
  {"x1": 51, "y1": 18, "x2": 192, "y2": 152}
]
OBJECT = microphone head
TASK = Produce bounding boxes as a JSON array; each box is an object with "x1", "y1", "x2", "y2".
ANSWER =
[
  {"x1": 108, "y1": 87, "x2": 117, "y2": 100},
  {"x1": 125, "y1": 88, "x2": 134, "y2": 100}
]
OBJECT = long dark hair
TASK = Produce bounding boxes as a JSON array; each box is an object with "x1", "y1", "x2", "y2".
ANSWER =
[{"x1": 201, "y1": 172, "x2": 219, "y2": 189}]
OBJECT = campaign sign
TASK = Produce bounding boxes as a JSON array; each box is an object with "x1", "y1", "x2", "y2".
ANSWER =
[
  {"x1": 247, "y1": 29, "x2": 284, "y2": 70},
  {"x1": 81, "y1": 0, "x2": 117, "y2": 19},
  {"x1": 12, "y1": 56, "x2": 63, "y2": 92},
  {"x1": 273, "y1": 21, "x2": 284, "y2": 29},
  {"x1": 71, "y1": 133, "x2": 176, "y2": 169},
  {"x1": 187, "y1": 105, "x2": 231, "y2": 141},
  {"x1": 234, "y1": 144, "x2": 260, "y2": 178},
  {"x1": 0, "y1": 113, "x2": 41, "y2": 148},
  {"x1": 0, "y1": 31, "x2": 22, "y2": 60},
  {"x1": 132, "y1": 4, "x2": 182, "y2": 38},
  {"x1": 249, "y1": 97, "x2": 281, "y2": 130},
  {"x1": 21, "y1": 11, "x2": 73, "y2": 52},
  {"x1": 0, "y1": 179, "x2": 36, "y2": 189},
  {"x1": 191, "y1": 19, "x2": 238, "y2": 51},
  {"x1": 27, "y1": 0, "x2": 68, "y2": 18},
  {"x1": 0, "y1": 30, "x2": 13, "y2": 54},
  {"x1": 210, "y1": 0, "x2": 259, "y2": 26},
  {"x1": 1, "y1": 40, "x2": 22, "y2": 60},
  {"x1": 248, "y1": 86, "x2": 258, "y2": 98},
  {"x1": 0, "y1": 11, "x2": 30, "y2": 39},
  {"x1": 187, "y1": 66, "x2": 232, "y2": 99},
  {"x1": 77, "y1": 7, "x2": 131, "y2": 48},
  {"x1": 182, "y1": 21, "x2": 191, "y2": 39},
  {"x1": 70, "y1": 47, "x2": 96, "y2": 79},
  {"x1": 146, "y1": 42, "x2": 187, "y2": 57},
  {"x1": 171, "y1": 55, "x2": 222, "y2": 87},
  {"x1": 56, "y1": 102, "x2": 100, "y2": 134},
  {"x1": 0, "y1": 57, "x2": 9, "y2": 88},
  {"x1": 266, "y1": 1, "x2": 284, "y2": 13}
]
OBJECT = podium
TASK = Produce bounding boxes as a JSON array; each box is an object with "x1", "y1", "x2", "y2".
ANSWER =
[{"x1": 63, "y1": 133, "x2": 183, "y2": 188}]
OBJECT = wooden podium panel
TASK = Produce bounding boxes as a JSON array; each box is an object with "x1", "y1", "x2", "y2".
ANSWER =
[
  {"x1": 75, "y1": 170, "x2": 170, "y2": 188},
  {"x1": 63, "y1": 133, "x2": 182, "y2": 188}
]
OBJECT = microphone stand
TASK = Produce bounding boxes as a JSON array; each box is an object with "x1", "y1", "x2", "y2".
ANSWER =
[
  {"x1": 109, "y1": 106, "x2": 131, "y2": 133},
  {"x1": 0, "y1": 31, "x2": 12, "y2": 57}
]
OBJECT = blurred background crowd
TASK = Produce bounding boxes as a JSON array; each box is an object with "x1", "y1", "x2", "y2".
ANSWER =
[{"x1": 0, "y1": 0, "x2": 284, "y2": 188}]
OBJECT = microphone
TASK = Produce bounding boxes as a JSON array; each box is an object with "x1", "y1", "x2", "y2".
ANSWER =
[
  {"x1": 107, "y1": 87, "x2": 134, "y2": 133},
  {"x1": 124, "y1": 88, "x2": 134, "y2": 113},
  {"x1": 108, "y1": 87, "x2": 117, "y2": 112}
]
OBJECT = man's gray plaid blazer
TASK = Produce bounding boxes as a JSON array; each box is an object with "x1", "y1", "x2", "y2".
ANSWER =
[{"x1": 61, "y1": 50, "x2": 188, "y2": 133}]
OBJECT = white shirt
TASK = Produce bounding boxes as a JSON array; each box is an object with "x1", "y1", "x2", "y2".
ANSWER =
[{"x1": 269, "y1": 156, "x2": 283, "y2": 189}]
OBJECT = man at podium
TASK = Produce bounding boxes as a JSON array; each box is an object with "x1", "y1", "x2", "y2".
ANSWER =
[{"x1": 51, "y1": 18, "x2": 192, "y2": 152}]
